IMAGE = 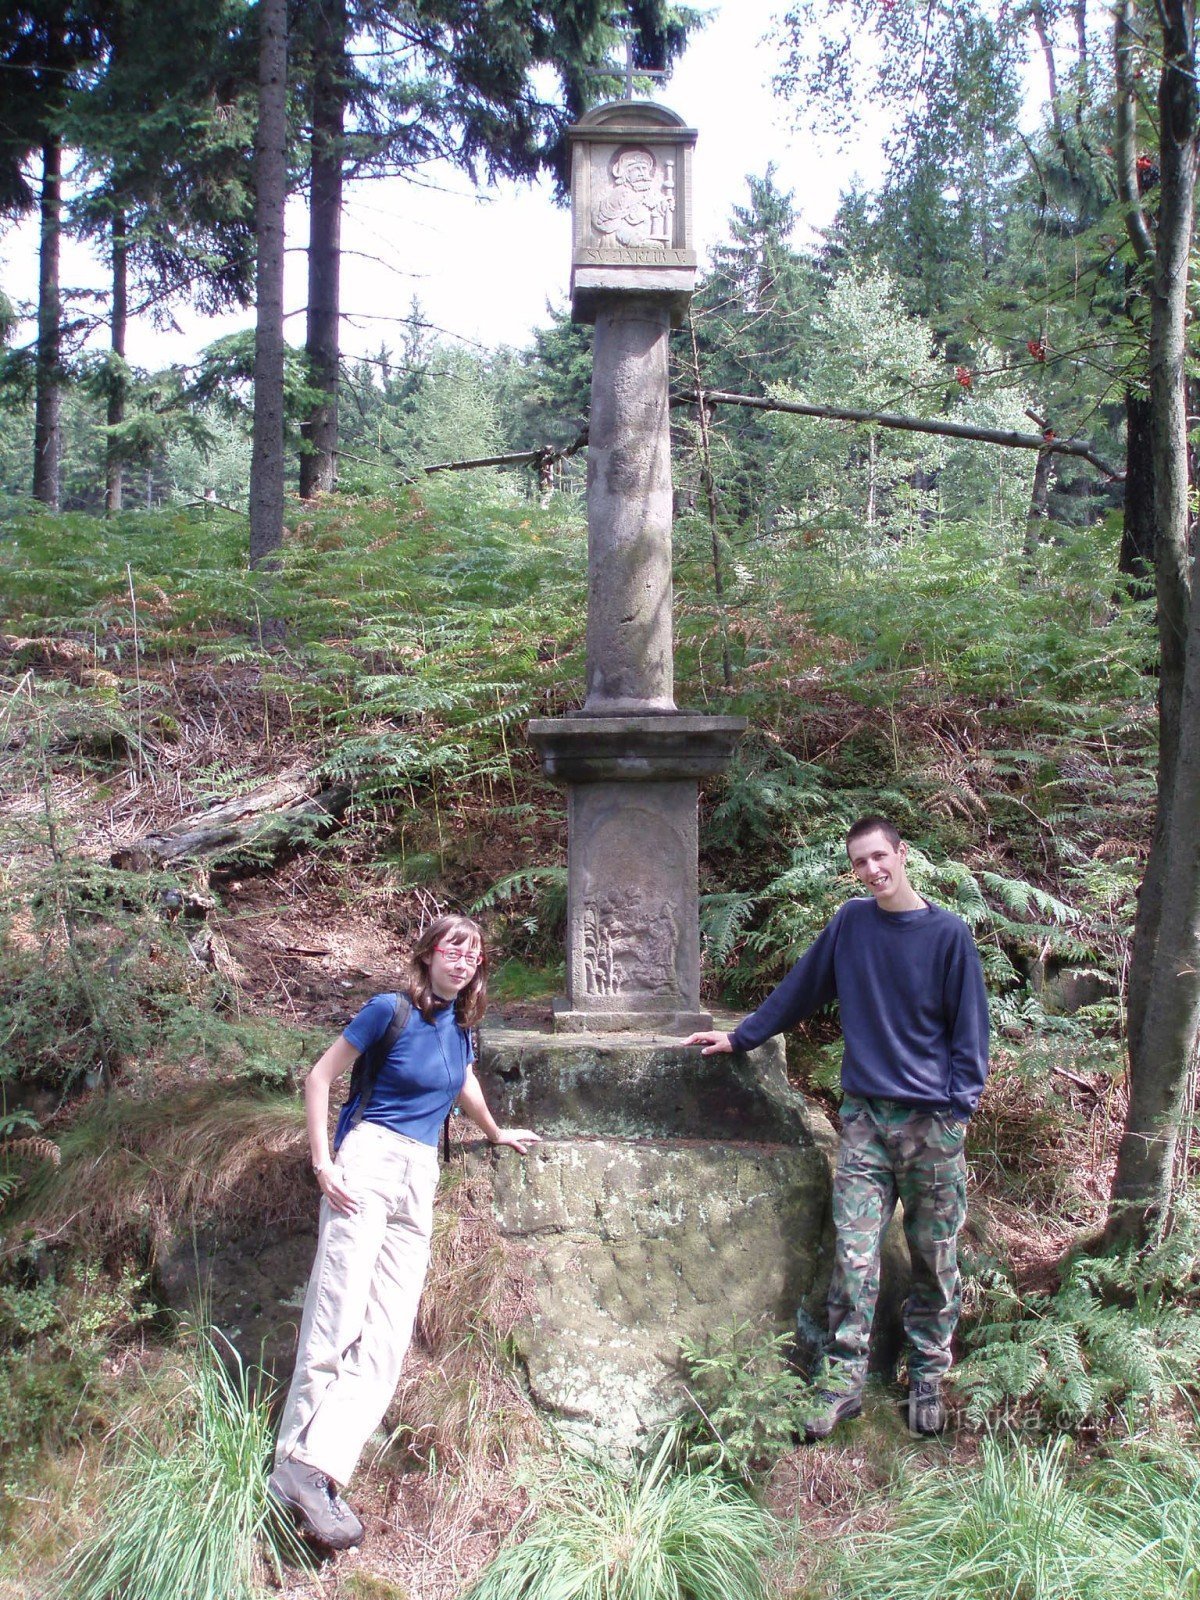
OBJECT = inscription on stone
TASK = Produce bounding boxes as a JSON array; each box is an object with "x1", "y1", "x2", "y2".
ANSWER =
[{"x1": 577, "y1": 247, "x2": 689, "y2": 264}]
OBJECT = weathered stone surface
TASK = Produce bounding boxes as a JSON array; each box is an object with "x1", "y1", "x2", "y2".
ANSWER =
[
  {"x1": 480, "y1": 1136, "x2": 833, "y2": 1450},
  {"x1": 527, "y1": 714, "x2": 746, "y2": 785},
  {"x1": 568, "y1": 100, "x2": 698, "y2": 324},
  {"x1": 583, "y1": 295, "x2": 675, "y2": 715},
  {"x1": 478, "y1": 1027, "x2": 824, "y2": 1144},
  {"x1": 475, "y1": 1030, "x2": 912, "y2": 1447},
  {"x1": 524, "y1": 722, "x2": 744, "y2": 1031}
]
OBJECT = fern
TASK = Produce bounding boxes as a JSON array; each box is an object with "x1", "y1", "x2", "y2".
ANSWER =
[
  {"x1": 471, "y1": 866, "x2": 567, "y2": 911},
  {"x1": 958, "y1": 1193, "x2": 1200, "y2": 1428}
]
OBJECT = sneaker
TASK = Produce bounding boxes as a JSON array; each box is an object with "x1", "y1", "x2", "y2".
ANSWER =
[
  {"x1": 908, "y1": 1379, "x2": 946, "y2": 1436},
  {"x1": 268, "y1": 1457, "x2": 364, "y2": 1550},
  {"x1": 801, "y1": 1386, "x2": 863, "y2": 1442}
]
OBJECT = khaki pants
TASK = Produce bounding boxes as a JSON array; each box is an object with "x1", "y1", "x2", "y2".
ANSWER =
[{"x1": 274, "y1": 1121, "x2": 440, "y2": 1486}]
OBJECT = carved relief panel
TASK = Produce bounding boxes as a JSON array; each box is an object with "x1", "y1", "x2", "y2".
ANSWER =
[
  {"x1": 566, "y1": 784, "x2": 701, "y2": 1013},
  {"x1": 568, "y1": 101, "x2": 697, "y2": 323}
]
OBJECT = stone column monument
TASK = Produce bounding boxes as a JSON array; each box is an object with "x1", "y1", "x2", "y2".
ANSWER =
[
  {"x1": 528, "y1": 99, "x2": 744, "y2": 1033},
  {"x1": 472, "y1": 100, "x2": 907, "y2": 1451}
]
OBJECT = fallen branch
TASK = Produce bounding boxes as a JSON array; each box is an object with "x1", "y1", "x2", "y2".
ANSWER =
[
  {"x1": 675, "y1": 388, "x2": 1124, "y2": 480},
  {"x1": 424, "y1": 430, "x2": 588, "y2": 478},
  {"x1": 1051, "y1": 1063, "x2": 1103, "y2": 1094},
  {"x1": 112, "y1": 778, "x2": 352, "y2": 876},
  {"x1": 420, "y1": 396, "x2": 1122, "y2": 484}
]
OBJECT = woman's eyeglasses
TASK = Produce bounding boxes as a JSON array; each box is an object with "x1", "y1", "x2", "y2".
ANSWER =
[{"x1": 433, "y1": 945, "x2": 482, "y2": 969}]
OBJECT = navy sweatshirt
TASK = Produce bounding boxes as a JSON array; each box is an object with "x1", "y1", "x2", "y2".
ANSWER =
[{"x1": 729, "y1": 898, "x2": 989, "y2": 1119}]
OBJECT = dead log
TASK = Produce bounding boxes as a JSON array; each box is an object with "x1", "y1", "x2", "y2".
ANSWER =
[{"x1": 113, "y1": 779, "x2": 352, "y2": 877}]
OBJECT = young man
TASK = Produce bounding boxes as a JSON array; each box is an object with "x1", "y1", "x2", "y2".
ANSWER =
[{"x1": 684, "y1": 815, "x2": 989, "y2": 1439}]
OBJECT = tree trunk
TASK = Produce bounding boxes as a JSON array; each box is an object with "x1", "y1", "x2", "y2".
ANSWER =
[
  {"x1": 298, "y1": 0, "x2": 345, "y2": 500},
  {"x1": 1022, "y1": 447, "x2": 1054, "y2": 566},
  {"x1": 1118, "y1": 388, "x2": 1156, "y2": 580},
  {"x1": 1108, "y1": 0, "x2": 1200, "y2": 1241},
  {"x1": 32, "y1": 136, "x2": 62, "y2": 510},
  {"x1": 249, "y1": 0, "x2": 289, "y2": 568},
  {"x1": 1114, "y1": 582, "x2": 1200, "y2": 1234},
  {"x1": 106, "y1": 208, "x2": 128, "y2": 516}
]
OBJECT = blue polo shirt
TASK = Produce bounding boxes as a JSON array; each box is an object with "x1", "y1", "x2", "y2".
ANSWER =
[{"x1": 339, "y1": 992, "x2": 472, "y2": 1147}]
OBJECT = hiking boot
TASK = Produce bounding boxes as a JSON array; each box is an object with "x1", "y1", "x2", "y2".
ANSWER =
[
  {"x1": 268, "y1": 1458, "x2": 364, "y2": 1550},
  {"x1": 801, "y1": 1386, "x2": 863, "y2": 1443},
  {"x1": 908, "y1": 1379, "x2": 946, "y2": 1436}
]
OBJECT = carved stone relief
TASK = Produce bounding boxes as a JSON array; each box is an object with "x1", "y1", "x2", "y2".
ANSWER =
[
  {"x1": 590, "y1": 145, "x2": 676, "y2": 248},
  {"x1": 581, "y1": 884, "x2": 681, "y2": 997}
]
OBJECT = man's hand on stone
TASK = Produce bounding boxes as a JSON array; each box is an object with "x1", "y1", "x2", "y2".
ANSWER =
[{"x1": 682, "y1": 1030, "x2": 734, "y2": 1055}]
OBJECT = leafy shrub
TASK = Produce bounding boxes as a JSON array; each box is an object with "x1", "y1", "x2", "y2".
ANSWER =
[
  {"x1": 55, "y1": 1327, "x2": 306, "y2": 1600},
  {"x1": 464, "y1": 1442, "x2": 775, "y2": 1600},
  {"x1": 0, "y1": 1259, "x2": 153, "y2": 1506},
  {"x1": 667, "y1": 1320, "x2": 812, "y2": 1482},
  {"x1": 956, "y1": 1194, "x2": 1200, "y2": 1428}
]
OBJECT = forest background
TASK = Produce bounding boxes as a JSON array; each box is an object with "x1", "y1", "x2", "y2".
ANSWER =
[{"x1": 2, "y1": 2, "x2": 1200, "y2": 1599}]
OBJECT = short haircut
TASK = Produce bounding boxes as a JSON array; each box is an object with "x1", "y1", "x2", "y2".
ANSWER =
[{"x1": 845, "y1": 814, "x2": 902, "y2": 855}]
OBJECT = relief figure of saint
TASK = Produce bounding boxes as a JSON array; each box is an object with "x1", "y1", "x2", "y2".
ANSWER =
[{"x1": 591, "y1": 145, "x2": 674, "y2": 248}]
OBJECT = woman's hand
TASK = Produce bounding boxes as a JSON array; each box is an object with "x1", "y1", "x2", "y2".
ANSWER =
[
  {"x1": 315, "y1": 1161, "x2": 358, "y2": 1215},
  {"x1": 490, "y1": 1127, "x2": 541, "y2": 1155}
]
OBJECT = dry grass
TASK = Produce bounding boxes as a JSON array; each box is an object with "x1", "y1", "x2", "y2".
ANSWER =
[
  {"x1": 967, "y1": 1052, "x2": 1121, "y2": 1226},
  {"x1": 383, "y1": 1158, "x2": 544, "y2": 1476},
  {"x1": 10, "y1": 1085, "x2": 307, "y2": 1262}
]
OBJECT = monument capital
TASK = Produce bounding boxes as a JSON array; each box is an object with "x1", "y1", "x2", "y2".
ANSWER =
[{"x1": 569, "y1": 100, "x2": 697, "y2": 325}]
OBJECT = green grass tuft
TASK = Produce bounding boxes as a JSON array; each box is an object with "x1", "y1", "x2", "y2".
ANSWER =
[
  {"x1": 824, "y1": 1431, "x2": 1200, "y2": 1600},
  {"x1": 55, "y1": 1327, "x2": 308, "y2": 1600},
  {"x1": 464, "y1": 1442, "x2": 776, "y2": 1600}
]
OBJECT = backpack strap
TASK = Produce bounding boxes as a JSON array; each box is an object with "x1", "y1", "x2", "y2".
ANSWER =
[
  {"x1": 333, "y1": 992, "x2": 412, "y2": 1150},
  {"x1": 441, "y1": 1021, "x2": 475, "y2": 1163}
]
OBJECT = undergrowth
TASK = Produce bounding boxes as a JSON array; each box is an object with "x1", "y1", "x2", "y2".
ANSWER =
[
  {"x1": 54, "y1": 1326, "x2": 308, "y2": 1600},
  {"x1": 666, "y1": 1320, "x2": 814, "y2": 1482},
  {"x1": 0, "y1": 1260, "x2": 153, "y2": 1517},
  {"x1": 464, "y1": 1441, "x2": 775, "y2": 1600},
  {"x1": 956, "y1": 1189, "x2": 1200, "y2": 1429}
]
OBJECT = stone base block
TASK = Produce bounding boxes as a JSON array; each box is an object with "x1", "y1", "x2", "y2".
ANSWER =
[
  {"x1": 479, "y1": 1136, "x2": 833, "y2": 1451},
  {"x1": 473, "y1": 1028, "x2": 912, "y2": 1449},
  {"x1": 478, "y1": 1025, "x2": 825, "y2": 1145}
]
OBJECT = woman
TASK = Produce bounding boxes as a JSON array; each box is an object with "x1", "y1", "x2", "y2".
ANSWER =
[{"x1": 268, "y1": 914, "x2": 538, "y2": 1549}]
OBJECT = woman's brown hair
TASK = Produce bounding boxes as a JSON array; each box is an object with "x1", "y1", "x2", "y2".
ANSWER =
[{"x1": 402, "y1": 914, "x2": 487, "y2": 1028}]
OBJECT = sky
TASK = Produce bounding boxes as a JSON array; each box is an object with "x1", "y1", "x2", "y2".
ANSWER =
[{"x1": 1, "y1": 0, "x2": 890, "y2": 370}]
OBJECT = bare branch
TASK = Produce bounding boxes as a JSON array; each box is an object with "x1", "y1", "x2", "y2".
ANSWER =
[
  {"x1": 418, "y1": 394, "x2": 1123, "y2": 484},
  {"x1": 672, "y1": 388, "x2": 1124, "y2": 480},
  {"x1": 423, "y1": 431, "x2": 588, "y2": 476}
]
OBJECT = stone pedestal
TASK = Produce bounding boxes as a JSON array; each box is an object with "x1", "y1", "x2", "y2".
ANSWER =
[
  {"x1": 529, "y1": 715, "x2": 744, "y2": 1032},
  {"x1": 473, "y1": 1028, "x2": 912, "y2": 1450}
]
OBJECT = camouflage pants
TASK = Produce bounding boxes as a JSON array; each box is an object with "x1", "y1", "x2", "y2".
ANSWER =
[{"x1": 825, "y1": 1094, "x2": 968, "y2": 1389}]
